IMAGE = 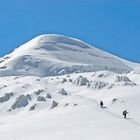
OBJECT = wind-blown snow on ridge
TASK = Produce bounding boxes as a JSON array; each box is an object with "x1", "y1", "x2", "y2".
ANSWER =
[{"x1": 0, "y1": 34, "x2": 134, "y2": 76}]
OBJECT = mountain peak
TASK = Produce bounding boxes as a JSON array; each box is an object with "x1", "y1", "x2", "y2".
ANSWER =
[
  {"x1": 28, "y1": 34, "x2": 91, "y2": 49},
  {"x1": 0, "y1": 34, "x2": 134, "y2": 77}
]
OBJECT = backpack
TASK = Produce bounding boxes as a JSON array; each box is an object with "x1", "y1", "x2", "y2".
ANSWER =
[{"x1": 123, "y1": 110, "x2": 128, "y2": 115}]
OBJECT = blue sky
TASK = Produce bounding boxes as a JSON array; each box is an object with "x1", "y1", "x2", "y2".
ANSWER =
[{"x1": 0, "y1": 0, "x2": 140, "y2": 63}]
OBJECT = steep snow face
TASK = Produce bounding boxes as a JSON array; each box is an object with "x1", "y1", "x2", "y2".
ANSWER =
[{"x1": 0, "y1": 34, "x2": 133, "y2": 76}]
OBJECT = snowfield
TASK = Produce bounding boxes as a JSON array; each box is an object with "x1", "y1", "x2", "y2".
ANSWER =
[
  {"x1": 0, "y1": 34, "x2": 140, "y2": 140},
  {"x1": 0, "y1": 71, "x2": 140, "y2": 140}
]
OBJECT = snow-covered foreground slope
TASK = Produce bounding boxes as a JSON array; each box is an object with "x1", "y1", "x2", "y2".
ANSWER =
[
  {"x1": 0, "y1": 34, "x2": 136, "y2": 76},
  {"x1": 0, "y1": 71, "x2": 140, "y2": 140}
]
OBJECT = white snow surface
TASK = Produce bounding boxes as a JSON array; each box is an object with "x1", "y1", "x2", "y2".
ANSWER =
[
  {"x1": 0, "y1": 34, "x2": 137, "y2": 76},
  {"x1": 0, "y1": 34, "x2": 140, "y2": 140},
  {"x1": 0, "y1": 71, "x2": 140, "y2": 140}
]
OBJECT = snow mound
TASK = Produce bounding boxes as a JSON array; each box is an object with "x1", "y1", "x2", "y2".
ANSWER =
[
  {"x1": 34, "y1": 89, "x2": 44, "y2": 96},
  {"x1": 0, "y1": 93, "x2": 13, "y2": 103},
  {"x1": 73, "y1": 76, "x2": 89, "y2": 86},
  {"x1": 73, "y1": 72, "x2": 137, "y2": 90},
  {"x1": 50, "y1": 101, "x2": 58, "y2": 109},
  {"x1": 58, "y1": 88, "x2": 68, "y2": 96},
  {"x1": 115, "y1": 76, "x2": 131, "y2": 82},
  {"x1": 29, "y1": 104, "x2": 37, "y2": 111},
  {"x1": 37, "y1": 96, "x2": 46, "y2": 102},
  {"x1": 87, "y1": 81, "x2": 113, "y2": 89},
  {"x1": 115, "y1": 76, "x2": 136, "y2": 86},
  {"x1": 11, "y1": 95, "x2": 30, "y2": 110},
  {"x1": 46, "y1": 93, "x2": 52, "y2": 99}
]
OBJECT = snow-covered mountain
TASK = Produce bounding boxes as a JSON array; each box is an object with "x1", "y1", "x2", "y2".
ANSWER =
[
  {"x1": 0, "y1": 34, "x2": 140, "y2": 140},
  {"x1": 0, "y1": 34, "x2": 135, "y2": 76}
]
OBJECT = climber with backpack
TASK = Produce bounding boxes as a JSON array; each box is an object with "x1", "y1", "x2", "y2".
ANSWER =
[{"x1": 122, "y1": 110, "x2": 128, "y2": 119}]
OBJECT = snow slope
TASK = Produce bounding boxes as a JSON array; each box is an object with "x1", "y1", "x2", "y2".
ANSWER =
[
  {"x1": 0, "y1": 34, "x2": 135, "y2": 76},
  {"x1": 0, "y1": 71, "x2": 140, "y2": 140},
  {"x1": 0, "y1": 34, "x2": 140, "y2": 140}
]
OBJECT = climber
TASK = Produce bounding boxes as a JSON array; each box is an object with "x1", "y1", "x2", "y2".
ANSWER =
[
  {"x1": 122, "y1": 110, "x2": 128, "y2": 119},
  {"x1": 100, "y1": 101, "x2": 104, "y2": 108}
]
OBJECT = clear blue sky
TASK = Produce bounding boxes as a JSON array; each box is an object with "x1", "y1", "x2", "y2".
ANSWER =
[{"x1": 0, "y1": 0, "x2": 140, "y2": 63}]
